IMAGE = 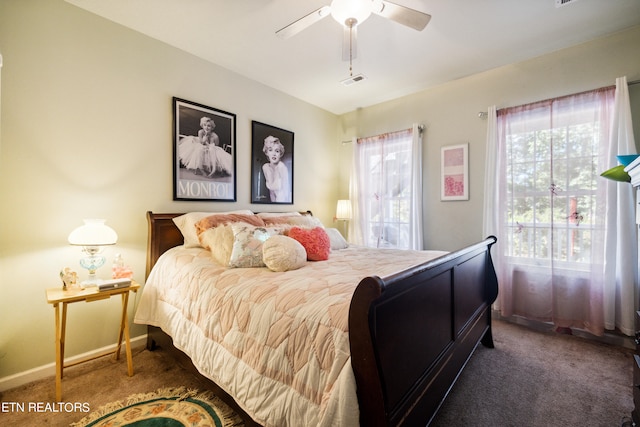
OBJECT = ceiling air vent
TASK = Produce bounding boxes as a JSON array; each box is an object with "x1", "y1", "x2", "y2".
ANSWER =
[
  {"x1": 555, "y1": 0, "x2": 579, "y2": 7},
  {"x1": 341, "y1": 74, "x2": 367, "y2": 86}
]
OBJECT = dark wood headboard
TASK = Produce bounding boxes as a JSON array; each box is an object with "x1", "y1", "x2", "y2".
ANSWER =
[{"x1": 145, "y1": 212, "x2": 184, "y2": 279}]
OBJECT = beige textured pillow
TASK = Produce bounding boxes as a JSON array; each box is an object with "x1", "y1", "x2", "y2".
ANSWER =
[
  {"x1": 262, "y1": 235, "x2": 307, "y2": 272},
  {"x1": 200, "y1": 225, "x2": 234, "y2": 266}
]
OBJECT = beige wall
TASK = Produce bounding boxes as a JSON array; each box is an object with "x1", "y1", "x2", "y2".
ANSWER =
[
  {"x1": 0, "y1": 0, "x2": 339, "y2": 379},
  {"x1": 338, "y1": 25, "x2": 640, "y2": 251}
]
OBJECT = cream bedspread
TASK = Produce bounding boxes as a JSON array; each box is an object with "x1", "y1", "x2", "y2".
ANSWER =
[{"x1": 134, "y1": 245, "x2": 446, "y2": 427}]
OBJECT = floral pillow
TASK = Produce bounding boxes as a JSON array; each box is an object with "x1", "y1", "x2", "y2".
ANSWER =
[
  {"x1": 228, "y1": 223, "x2": 284, "y2": 268},
  {"x1": 287, "y1": 226, "x2": 331, "y2": 261}
]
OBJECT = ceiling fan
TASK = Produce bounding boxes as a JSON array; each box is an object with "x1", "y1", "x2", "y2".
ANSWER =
[{"x1": 276, "y1": 0, "x2": 431, "y2": 76}]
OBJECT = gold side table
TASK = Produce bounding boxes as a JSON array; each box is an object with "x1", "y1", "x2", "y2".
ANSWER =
[{"x1": 45, "y1": 281, "x2": 140, "y2": 401}]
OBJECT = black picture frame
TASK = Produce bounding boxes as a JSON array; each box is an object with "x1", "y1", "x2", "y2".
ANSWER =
[
  {"x1": 251, "y1": 121, "x2": 294, "y2": 205},
  {"x1": 173, "y1": 97, "x2": 236, "y2": 201}
]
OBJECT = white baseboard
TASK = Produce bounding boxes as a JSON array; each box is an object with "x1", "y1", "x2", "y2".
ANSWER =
[{"x1": 0, "y1": 334, "x2": 147, "y2": 392}]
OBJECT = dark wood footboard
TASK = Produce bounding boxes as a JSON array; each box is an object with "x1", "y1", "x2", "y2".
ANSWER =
[{"x1": 349, "y1": 236, "x2": 498, "y2": 426}]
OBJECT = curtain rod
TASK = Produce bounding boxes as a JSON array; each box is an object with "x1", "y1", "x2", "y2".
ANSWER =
[
  {"x1": 341, "y1": 124, "x2": 424, "y2": 144},
  {"x1": 478, "y1": 79, "x2": 640, "y2": 118}
]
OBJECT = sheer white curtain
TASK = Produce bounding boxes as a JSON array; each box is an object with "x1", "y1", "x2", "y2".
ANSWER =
[
  {"x1": 484, "y1": 82, "x2": 637, "y2": 336},
  {"x1": 483, "y1": 106, "x2": 502, "y2": 307},
  {"x1": 603, "y1": 76, "x2": 638, "y2": 334},
  {"x1": 349, "y1": 124, "x2": 423, "y2": 250}
]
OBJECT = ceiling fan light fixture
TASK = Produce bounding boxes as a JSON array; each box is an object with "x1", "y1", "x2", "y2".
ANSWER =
[{"x1": 330, "y1": 0, "x2": 372, "y2": 26}]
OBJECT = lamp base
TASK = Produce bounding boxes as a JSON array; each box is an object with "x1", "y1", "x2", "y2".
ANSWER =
[
  {"x1": 79, "y1": 253, "x2": 106, "y2": 287},
  {"x1": 339, "y1": 219, "x2": 349, "y2": 240}
]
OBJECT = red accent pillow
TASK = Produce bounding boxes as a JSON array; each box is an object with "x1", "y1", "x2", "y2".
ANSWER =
[{"x1": 287, "y1": 227, "x2": 331, "y2": 261}]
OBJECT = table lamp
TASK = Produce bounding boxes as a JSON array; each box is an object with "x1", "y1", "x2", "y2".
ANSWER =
[
  {"x1": 68, "y1": 219, "x2": 118, "y2": 285},
  {"x1": 335, "y1": 199, "x2": 352, "y2": 238}
]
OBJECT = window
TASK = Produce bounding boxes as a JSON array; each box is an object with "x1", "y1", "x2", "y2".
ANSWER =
[
  {"x1": 351, "y1": 126, "x2": 423, "y2": 250},
  {"x1": 502, "y1": 100, "x2": 608, "y2": 269},
  {"x1": 491, "y1": 87, "x2": 617, "y2": 335}
]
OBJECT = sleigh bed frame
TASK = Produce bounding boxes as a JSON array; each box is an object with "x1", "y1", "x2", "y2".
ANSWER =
[{"x1": 143, "y1": 211, "x2": 499, "y2": 426}]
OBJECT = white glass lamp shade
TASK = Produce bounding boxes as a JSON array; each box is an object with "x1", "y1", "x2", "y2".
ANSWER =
[
  {"x1": 331, "y1": 0, "x2": 372, "y2": 25},
  {"x1": 336, "y1": 200, "x2": 353, "y2": 220},
  {"x1": 68, "y1": 219, "x2": 118, "y2": 246},
  {"x1": 68, "y1": 219, "x2": 117, "y2": 285}
]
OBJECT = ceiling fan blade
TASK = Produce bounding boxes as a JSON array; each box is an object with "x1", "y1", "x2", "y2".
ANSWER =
[
  {"x1": 373, "y1": 1, "x2": 431, "y2": 31},
  {"x1": 276, "y1": 5, "x2": 331, "y2": 39},
  {"x1": 342, "y1": 22, "x2": 357, "y2": 61}
]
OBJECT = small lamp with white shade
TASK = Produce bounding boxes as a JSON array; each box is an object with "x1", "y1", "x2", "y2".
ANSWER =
[
  {"x1": 68, "y1": 219, "x2": 118, "y2": 286},
  {"x1": 335, "y1": 199, "x2": 352, "y2": 239}
]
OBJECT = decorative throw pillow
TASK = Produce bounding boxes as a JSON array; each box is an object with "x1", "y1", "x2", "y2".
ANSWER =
[
  {"x1": 195, "y1": 213, "x2": 265, "y2": 242},
  {"x1": 325, "y1": 228, "x2": 349, "y2": 250},
  {"x1": 262, "y1": 215, "x2": 324, "y2": 229},
  {"x1": 256, "y1": 211, "x2": 302, "y2": 218},
  {"x1": 262, "y1": 235, "x2": 307, "y2": 272},
  {"x1": 172, "y1": 210, "x2": 254, "y2": 248},
  {"x1": 287, "y1": 226, "x2": 331, "y2": 261},
  {"x1": 200, "y1": 225, "x2": 234, "y2": 266},
  {"x1": 228, "y1": 224, "x2": 284, "y2": 268}
]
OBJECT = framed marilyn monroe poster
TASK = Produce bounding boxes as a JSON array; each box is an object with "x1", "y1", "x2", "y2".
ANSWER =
[
  {"x1": 173, "y1": 97, "x2": 236, "y2": 201},
  {"x1": 250, "y1": 121, "x2": 294, "y2": 205}
]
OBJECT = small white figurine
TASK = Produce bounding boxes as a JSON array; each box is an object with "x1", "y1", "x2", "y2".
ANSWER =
[{"x1": 60, "y1": 267, "x2": 78, "y2": 290}]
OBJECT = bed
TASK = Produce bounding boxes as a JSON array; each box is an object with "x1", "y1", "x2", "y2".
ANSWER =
[{"x1": 136, "y1": 211, "x2": 498, "y2": 426}]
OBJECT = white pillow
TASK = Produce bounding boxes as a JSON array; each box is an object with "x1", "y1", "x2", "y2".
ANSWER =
[
  {"x1": 262, "y1": 235, "x2": 307, "y2": 272},
  {"x1": 173, "y1": 210, "x2": 253, "y2": 248},
  {"x1": 325, "y1": 228, "x2": 349, "y2": 250}
]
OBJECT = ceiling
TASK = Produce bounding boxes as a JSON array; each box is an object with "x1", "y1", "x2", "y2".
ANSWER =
[{"x1": 64, "y1": 0, "x2": 640, "y2": 115}]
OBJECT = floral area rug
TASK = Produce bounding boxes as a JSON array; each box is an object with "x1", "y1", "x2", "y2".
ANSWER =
[{"x1": 71, "y1": 387, "x2": 245, "y2": 427}]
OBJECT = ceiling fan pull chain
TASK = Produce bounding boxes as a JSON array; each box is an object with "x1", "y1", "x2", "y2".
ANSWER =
[
  {"x1": 349, "y1": 24, "x2": 353, "y2": 76},
  {"x1": 347, "y1": 18, "x2": 355, "y2": 76}
]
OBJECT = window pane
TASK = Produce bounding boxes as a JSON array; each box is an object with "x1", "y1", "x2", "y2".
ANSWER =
[
  {"x1": 359, "y1": 132, "x2": 415, "y2": 249},
  {"x1": 502, "y1": 103, "x2": 604, "y2": 266}
]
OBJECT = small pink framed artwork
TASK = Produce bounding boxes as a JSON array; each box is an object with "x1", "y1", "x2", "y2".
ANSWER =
[{"x1": 441, "y1": 143, "x2": 469, "y2": 201}]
